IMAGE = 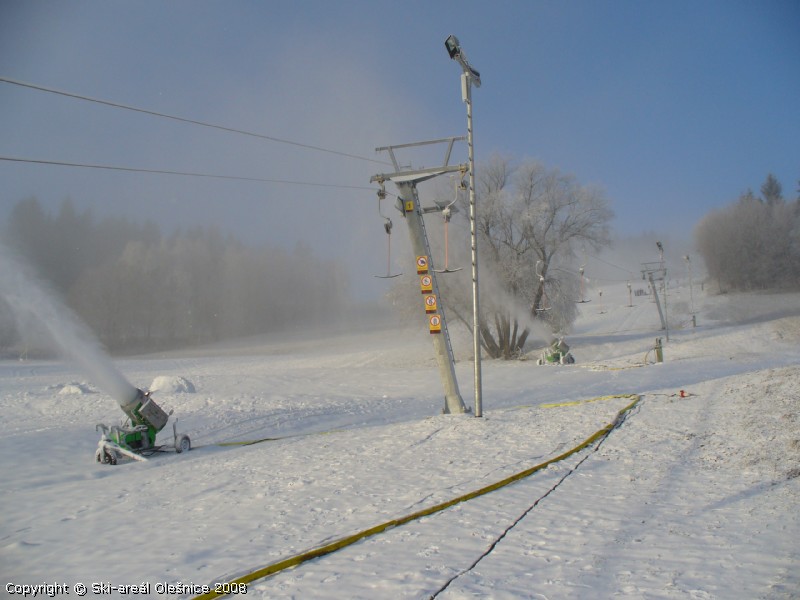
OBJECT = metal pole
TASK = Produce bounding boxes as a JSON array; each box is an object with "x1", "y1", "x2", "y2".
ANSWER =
[
  {"x1": 685, "y1": 255, "x2": 695, "y2": 317},
  {"x1": 464, "y1": 74, "x2": 482, "y2": 418},
  {"x1": 445, "y1": 35, "x2": 482, "y2": 417},
  {"x1": 371, "y1": 139, "x2": 468, "y2": 416},
  {"x1": 395, "y1": 180, "x2": 467, "y2": 415},
  {"x1": 647, "y1": 272, "x2": 668, "y2": 340}
]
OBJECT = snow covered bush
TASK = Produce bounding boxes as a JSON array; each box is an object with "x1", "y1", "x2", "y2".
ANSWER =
[{"x1": 695, "y1": 177, "x2": 800, "y2": 292}]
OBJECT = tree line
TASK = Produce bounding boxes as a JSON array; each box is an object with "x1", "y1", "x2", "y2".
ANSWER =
[
  {"x1": 6, "y1": 170, "x2": 793, "y2": 361},
  {"x1": 1, "y1": 197, "x2": 351, "y2": 354},
  {"x1": 695, "y1": 175, "x2": 800, "y2": 292}
]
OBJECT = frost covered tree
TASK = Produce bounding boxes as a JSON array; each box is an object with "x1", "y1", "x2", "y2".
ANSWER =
[
  {"x1": 760, "y1": 173, "x2": 783, "y2": 206},
  {"x1": 438, "y1": 156, "x2": 613, "y2": 359},
  {"x1": 695, "y1": 178, "x2": 800, "y2": 292}
]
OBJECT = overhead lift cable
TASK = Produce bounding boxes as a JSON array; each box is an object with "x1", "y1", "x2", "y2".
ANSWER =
[
  {"x1": 0, "y1": 156, "x2": 373, "y2": 191},
  {"x1": 584, "y1": 253, "x2": 636, "y2": 278},
  {"x1": 0, "y1": 76, "x2": 391, "y2": 166}
]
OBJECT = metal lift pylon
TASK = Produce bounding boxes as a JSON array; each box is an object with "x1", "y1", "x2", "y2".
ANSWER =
[
  {"x1": 641, "y1": 262, "x2": 669, "y2": 341},
  {"x1": 371, "y1": 137, "x2": 468, "y2": 415}
]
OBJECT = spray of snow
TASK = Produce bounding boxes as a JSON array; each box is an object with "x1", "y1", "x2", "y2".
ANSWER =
[{"x1": 0, "y1": 242, "x2": 137, "y2": 405}]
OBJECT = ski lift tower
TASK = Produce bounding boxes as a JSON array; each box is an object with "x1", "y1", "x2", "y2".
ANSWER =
[
  {"x1": 641, "y1": 261, "x2": 669, "y2": 340},
  {"x1": 371, "y1": 137, "x2": 469, "y2": 415}
]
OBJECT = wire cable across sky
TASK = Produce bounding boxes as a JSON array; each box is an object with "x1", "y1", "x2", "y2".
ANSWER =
[
  {"x1": 0, "y1": 156, "x2": 374, "y2": 191},
  {"x1": 0, "y1": 76, "x2": 392, "y2": 166}
]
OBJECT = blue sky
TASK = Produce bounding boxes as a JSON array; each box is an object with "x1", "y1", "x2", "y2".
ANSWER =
[{"x1": 1, "y1": 0, "x2": 798, "y2": 276}]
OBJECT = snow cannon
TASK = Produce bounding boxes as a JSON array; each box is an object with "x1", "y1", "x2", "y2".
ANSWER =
[
  {"x1": 536, "y1": 337, "x2": 575, "y2": 365},
  {"x1": 95, "y1": 388, "x2": 191, "y2": 465}
]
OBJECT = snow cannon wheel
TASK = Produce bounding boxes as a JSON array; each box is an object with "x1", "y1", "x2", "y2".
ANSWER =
[
  {"x1": 96, "y1": 448, "x2": 117, "y2": 465},
  {"x1": 175, "y1": 434, "x2": 191, "y2": 454}
]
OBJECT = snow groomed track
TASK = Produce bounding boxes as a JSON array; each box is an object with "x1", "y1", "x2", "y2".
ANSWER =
[{"x1": 193, "y1": 394, "x2": 642, "y2": 599}]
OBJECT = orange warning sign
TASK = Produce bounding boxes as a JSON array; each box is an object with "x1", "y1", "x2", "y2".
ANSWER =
[
  {"x1": 416, "y1": 256, "x2": 429, "y2": 274},
  {"x1": 424, "y1": 294, "x2": 438, "y2": 313},
  {"x1": 420, "y1": 274, "x2": 433, "y2": 294},
  {"x1": 428, "y1": 314, "x2": 442, "y2": 334}
]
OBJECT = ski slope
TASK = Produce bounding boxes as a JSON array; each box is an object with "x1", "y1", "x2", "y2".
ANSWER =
[{"x1": 1, "y1": 282, "x2": 799, "y2": 599}]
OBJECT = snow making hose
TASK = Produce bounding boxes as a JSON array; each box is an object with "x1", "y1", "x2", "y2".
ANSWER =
[{"x1": 192, "y1": 394, "x2": 642, "y2": 599}]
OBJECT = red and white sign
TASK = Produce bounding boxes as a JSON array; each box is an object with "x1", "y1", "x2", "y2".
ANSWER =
[
  {"x1": 416, "y1": 255, "x2": 429, "y2": 274},
  {"x1": 428, "y1": 314, "x2": 442, "y2": 334},
  {"x1": 420, "y1": 274, "x2": 433, "y2": 294},
  {"x1": 424, "y1": 294, "x2": 438, "y2": 313}
]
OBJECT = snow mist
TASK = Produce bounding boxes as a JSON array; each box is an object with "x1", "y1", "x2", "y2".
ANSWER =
[{"x1": 0, "y1": 243, "x2": 137, "y2": 405}]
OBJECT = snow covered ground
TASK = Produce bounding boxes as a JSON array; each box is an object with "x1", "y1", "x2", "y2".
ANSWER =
[{"x1": 1, "y1": 281, "x2": 799, "y2": 599}]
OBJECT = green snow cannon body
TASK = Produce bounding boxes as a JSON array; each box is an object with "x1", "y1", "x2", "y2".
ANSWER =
[
  {"x1": 118, "y1": 388, "x2": 170, "y2": 450},
  {"x1": 95, "y1": 388, "x2": 191, "y2": 464},
  {"x1": 537, "y1": 338, "x2": 575, "y2": 365}
]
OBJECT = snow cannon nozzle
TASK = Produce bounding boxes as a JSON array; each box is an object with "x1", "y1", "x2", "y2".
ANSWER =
[
  {"x1": 118, "y1": 387, "x2": 170, "y2": 434},
  {"x1": 117, "y1": 386, "x2": 146, "y2": 410}
]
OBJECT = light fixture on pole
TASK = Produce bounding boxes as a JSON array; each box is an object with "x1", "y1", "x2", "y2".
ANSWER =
[
  {"x1": 445, "y1": 35, "x2": 481, "y2": 86},
  {"x1": 445, "y1": 34, "x2": 483, "y2": 417}
]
